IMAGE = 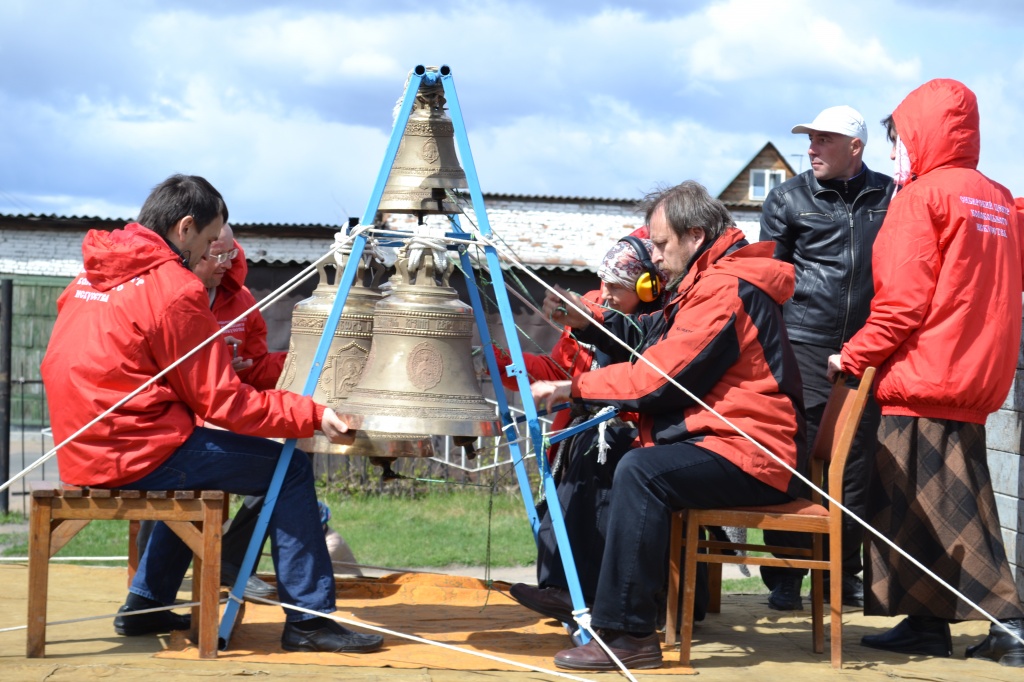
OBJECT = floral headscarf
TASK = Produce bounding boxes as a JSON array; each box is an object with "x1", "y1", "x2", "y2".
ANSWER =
[{"x1": 596, "y1": 226, "x2": 667, "y2": 290}]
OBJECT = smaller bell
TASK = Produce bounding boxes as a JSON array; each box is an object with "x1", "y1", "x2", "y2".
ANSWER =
[{"x1": 378, "y1": 78, "x2": 468, "y2": 218}]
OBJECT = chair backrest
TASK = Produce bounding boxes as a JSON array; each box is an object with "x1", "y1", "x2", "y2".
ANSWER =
[{"x1": 808, "y1": 367, "x2": 876, "y2": 502}]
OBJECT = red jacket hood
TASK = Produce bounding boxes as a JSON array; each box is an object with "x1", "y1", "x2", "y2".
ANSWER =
[
  {"x1": 217, "y1": 240, "x2": 249, "y2": 298},
  {"x1": 82, "y1": 223, "x2": 182, "y2": 291},
  {"x1": 894, "y1": 78, "x2": 980, "y2": 182},
  {"x1": 681, "y1": 227, "x2": 795, "y2": 306}
]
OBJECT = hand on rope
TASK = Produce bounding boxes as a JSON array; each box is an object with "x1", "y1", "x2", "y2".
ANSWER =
[
  {"x1": 532, "y1": 379, "x2": 572, "y2": 414},
  {"x1": 543, "y1": 286, "x2": 591, "y2": 330},
  {"x1": 321, "y1": 407, "x2": 356, "y2": 446}
]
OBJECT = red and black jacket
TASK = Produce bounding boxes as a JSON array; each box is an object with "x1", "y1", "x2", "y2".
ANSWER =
[{"x1": 571, "y1": 227, "x2": 806, "y2": 495}]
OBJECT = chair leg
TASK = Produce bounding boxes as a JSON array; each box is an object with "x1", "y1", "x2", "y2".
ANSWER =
[
  {"x1": 26, "y1": 498, "x2": 54, "y2": 658},
  {"x1": 679, "y1": 512, "x2": 702, "y2": 666},
  {"x1": 829, "y1": 524, "x2": 844, "y2": 668},
  {"x1": 127, "y1": 520, "x2": 140, "y2": 588},
  {"x1": 197, "y1": 500, "x2": 224, "y2": 659},
  {"x1": 708, "y1": 560, "x2": 723, "y2": 614},
  {"x1": 664, "y1": 511, "x2": 684, "y2": 647}
]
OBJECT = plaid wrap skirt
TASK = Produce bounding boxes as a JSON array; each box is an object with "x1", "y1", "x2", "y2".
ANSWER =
[{"x1": 864, "y1": 415, "x2": 1023, "y2": 620}]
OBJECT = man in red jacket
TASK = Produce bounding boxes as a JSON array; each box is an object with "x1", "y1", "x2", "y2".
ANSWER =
[
  {"x1": 531, "y1": 181, "x2": 805, "y2": 670},
  {"x1": 41, "y1": 174, "x2": 382, "y2": 654},
  {"x1": 137, "y1": 223, "x2": 288, "y2": 599},
  {"x1": 829, "y1": 79, "x2": 1024, "y2": 666}
]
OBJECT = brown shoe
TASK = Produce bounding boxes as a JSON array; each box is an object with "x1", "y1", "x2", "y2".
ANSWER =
[
  {"x1": 554, "y1": 630, "x2": 663, "y2": 670},
  {"x1": 508, "y1": 583, "x2": 578, "y2": 623}
]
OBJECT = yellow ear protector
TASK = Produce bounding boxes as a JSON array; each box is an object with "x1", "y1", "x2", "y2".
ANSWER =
[{"x1": 618, "y1": 235, "x2": 661, "y2": 303}]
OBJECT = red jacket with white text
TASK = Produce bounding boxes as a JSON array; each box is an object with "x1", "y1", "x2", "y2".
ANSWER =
[
  {"x1": 571, "y1": 228, "x2": 805, "y2": 495},
  {"x1": 211, "y1": 243, "x2": 286, "y2": 390},
  {"x1": 41, "y1": 224, "x2": 325, "y2": 487},
  {"x1": 840, "y1": 79, "x2": 1023, "y2": 424}
]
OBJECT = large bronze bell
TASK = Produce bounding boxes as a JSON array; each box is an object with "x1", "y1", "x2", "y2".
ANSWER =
[
  {"x1": 338, "y1": 243, "x2": 500, "y2": 440},
  {"x1": 378, "y1": 78, "x2": 468, "y2": 217},
  {"x1": 276, "y1": 245, "x2": 433, "y2": 457}
]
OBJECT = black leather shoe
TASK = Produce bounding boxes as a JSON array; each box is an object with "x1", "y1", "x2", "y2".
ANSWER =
[
  {"x1": 281, "y1": 618, "x2": 384, "y2": 653},
  {"x1": 113, "y1": 604, "x2": 191, "y2": 636},
  {"x1": 767, "y1": 577, "x2": 804, "y2": 611},
  {"x1": 824, "y1": 573, "x2": 865, "y2": 607},
  {"x1": 861, "y1": 616, "x2": 951, "y2": 657},
  {"x1": 554, "y1": 630, "x2": 663, "y2": 670},
  {"x1": 965, "y1": 618, "x2": 1024, "y2": 667},
  {"x1": 509, "y1": 583, "x2": 581, "y2": 623}
]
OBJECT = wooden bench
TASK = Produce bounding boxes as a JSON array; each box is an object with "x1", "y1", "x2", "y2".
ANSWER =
[{"x1": 27, "y1": 483, "x2": 226, "y2": 659}]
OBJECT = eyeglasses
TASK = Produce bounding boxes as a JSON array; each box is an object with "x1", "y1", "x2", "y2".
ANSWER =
[{"x1": 209, "y1": 248, "x2": 238, "y2": 264}]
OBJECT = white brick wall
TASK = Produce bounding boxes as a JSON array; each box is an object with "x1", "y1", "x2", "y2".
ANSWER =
[{"x1": 0, "y1": 229, "x2": 87, "y2": 277}]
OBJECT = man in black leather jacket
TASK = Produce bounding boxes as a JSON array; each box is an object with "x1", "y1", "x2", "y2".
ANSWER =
[{"x1": 759, "y1": 105, "x2": 893, "y2": 611}]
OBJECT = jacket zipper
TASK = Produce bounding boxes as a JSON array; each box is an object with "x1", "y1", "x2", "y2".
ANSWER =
[{"x1": 840, "y1": 185, "x2": 883, "y2": 343}]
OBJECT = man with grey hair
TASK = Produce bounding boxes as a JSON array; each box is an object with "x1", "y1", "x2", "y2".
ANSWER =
[
  {"x1": 528, "y1": 180, "x2": 805, "y2": 670},
  {"x1": 758, "y1": 105, "x2": 893, "y2": 611}
]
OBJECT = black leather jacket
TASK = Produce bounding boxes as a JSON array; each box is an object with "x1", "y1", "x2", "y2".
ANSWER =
[{"x1": 759, "y1": 167, "x2": 893, "y2": 348}]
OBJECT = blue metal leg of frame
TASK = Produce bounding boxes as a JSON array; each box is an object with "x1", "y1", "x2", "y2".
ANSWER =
[
  {"x1": 217, "y1": 68, "x2": 428, "y2": 650},
  {"x1": 448, "y1": 220, "x2": 539, "y2": 537},
  {"x1": 441, "y1": 68, "x2": 590, "y2": 642}
]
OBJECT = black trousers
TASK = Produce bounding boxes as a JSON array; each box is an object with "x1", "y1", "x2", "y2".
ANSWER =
[
  {"x1": 535, "y1": 425, "x2": 636, "y2": 599},
  {"x1": 761, "y1": 341, "x2": 880, "y2": 587},
  {"x1": 588, "y1": 442, "x2": 792, "y2": 633}
]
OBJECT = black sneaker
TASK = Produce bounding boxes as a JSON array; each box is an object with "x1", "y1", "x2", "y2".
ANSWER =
[
  {"x1": 767, "y1": 577, "x2": 804, "y2": 611},
  {"x1": 113, "y1": 604, "x2": 191, "y2": 636},
  {"x1": 281, "y1": 618, "x2": 384, "y2": 653}
]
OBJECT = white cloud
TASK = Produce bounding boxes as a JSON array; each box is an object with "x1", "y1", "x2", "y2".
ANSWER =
[{"x1": 1, "y1": 0, "x2": 1023, "y2": 224}]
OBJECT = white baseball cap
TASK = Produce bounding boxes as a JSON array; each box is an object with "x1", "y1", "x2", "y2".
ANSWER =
[{"x1": 791, "y1": 105, "x2": 867, "y2": 144}]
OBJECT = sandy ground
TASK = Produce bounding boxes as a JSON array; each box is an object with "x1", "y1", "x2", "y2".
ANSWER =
[{"x1": 2, "y1": 562, "x2": 1021, "y2": 682}]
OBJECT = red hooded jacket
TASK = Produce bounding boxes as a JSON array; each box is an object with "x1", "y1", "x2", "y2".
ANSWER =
[
  {"x1": 840, "y1": 79, "x2": 1023, "y2": 424},
  {"x1": 41, "y1": 223, "x2": 325, "y2": 487},
  {"x1": 571, "y1": 227, "x2": 805, "y2": 495},
  {"x1": 211, "y1": 243, "x2": 286, "y2": 390}
]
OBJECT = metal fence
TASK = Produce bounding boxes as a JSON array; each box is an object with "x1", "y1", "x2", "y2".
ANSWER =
[{"x1": 3, "y1": 379, "x2": 54, "y2": 515}]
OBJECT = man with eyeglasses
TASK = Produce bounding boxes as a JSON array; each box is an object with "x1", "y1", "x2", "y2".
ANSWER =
[{"x1": 193, "y1": 224, "x2": 285, "y2": 388}]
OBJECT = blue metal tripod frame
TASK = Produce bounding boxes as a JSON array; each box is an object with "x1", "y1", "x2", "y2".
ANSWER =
[{"x1": 218, "y1": 64, "x2": 590, "y2": 648}]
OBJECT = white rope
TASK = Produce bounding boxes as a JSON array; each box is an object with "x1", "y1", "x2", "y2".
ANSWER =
[
  {"x1": 0, "y1": 225, "x2": 371, "y2": 496},
  {"x1": 465, "y1": 228, "x2": 1024, "y2": 647},
  {"x1": 248, "y1": 595, "x2": 598, "y2": 682}
]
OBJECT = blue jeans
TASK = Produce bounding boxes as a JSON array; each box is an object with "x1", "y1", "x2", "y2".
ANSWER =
[{"x1": 127, "y1": 427, "x2": 335, "y2": 622}]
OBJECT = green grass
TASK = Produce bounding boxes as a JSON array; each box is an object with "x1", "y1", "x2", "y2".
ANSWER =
[{"x1": 321, "y1": 489, "x2": 536, "y2": 568}]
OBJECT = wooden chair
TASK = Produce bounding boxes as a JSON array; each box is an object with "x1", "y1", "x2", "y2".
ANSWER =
[
  {"x1": 27, "y1": 483, "x2": 226, "y2": 659},
  {"x1": 665, "y1": 367, "x2": 876, "y2": 669}
]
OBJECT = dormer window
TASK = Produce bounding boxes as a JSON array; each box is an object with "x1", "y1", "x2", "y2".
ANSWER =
[{"x1": 749, "y1": 169, "x2": 786, "y2": 201}]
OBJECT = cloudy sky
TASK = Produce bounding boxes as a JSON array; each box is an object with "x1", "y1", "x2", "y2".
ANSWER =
[{"x1": 1, "y1": 0, "x2": 1022, "y2": 225}]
